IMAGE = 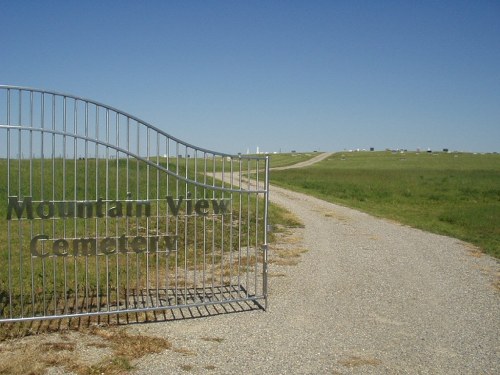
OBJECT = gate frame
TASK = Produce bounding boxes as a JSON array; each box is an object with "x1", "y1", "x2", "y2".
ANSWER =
[{"x1": 0, "y1": 85, "x2": 269, "y2": 323}]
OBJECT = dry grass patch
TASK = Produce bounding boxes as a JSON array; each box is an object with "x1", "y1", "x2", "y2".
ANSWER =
[
  {"x1": 270, "y1": 247, "x2": 308, "y2": 266},
  {"x1": 269, "y1": 206, "x2": 303, "y2": 232},
  {"x1": 41, "y1": 340, "x2": 76, "y2": 352},
  {"x1": 0, "y1": 327, "x2": 172, "y2": 375},
  {"x1": 465, "y1": 243, "x2": 483, "y2": 258},
  {"x1": 270, "y1": 257, "x2": 300, "y2": 266},
  {"x1": 321, "y1": 209, "x2": 350, "y2": 222},
  {"x1": 277, "y1": 231, "x2": 303, "y2": 244},
  {"x1": 268, "y1": 215, "x2": 308, "y2": 268},
  {"x1": 90, "y1": 327, "x2": 172, "y2": 360}
]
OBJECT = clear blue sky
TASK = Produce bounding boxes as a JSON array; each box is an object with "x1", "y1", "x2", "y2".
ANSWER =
[{"x1": 1, "y1": 0, "x2": 499, "y2": 154}]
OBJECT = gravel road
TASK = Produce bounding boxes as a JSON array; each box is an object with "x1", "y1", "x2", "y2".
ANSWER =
[
  {"x1": 271, "y1": 151, "x2": 334, "y2": 170},
  {"x1": 128, "y1": 180, "x2": 500, "y2": 374}
]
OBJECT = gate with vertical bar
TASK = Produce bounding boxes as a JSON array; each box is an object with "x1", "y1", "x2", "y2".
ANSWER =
[{"x1": 0, "y1": 85, "x2": 269, "y2": 322}]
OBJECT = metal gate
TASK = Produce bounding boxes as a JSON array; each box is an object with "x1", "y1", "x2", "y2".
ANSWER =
[{"x1": 0, "y1": 85, "x2": 269, "y2": 322}]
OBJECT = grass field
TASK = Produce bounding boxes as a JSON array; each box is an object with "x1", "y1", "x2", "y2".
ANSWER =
[{"x1": 270, "y1": 151, "x2": 500, "y2": 258}]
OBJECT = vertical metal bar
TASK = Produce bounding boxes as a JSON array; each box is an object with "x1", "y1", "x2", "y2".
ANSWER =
[
  {"x1": 40, "y1": 92, "x2": 47, "y2": 316},
  {"x1": 255, "y1": 158, "x2": 260, "y2": 295},
  {"x1": 105, "y1": 108, "x2": 110, "y2": 312},
  {"x1": 246, "y1": 160, "x2": 251, "y2": 297},
  {"x1": 29, "y1": 90, "x2": 35, "y2": 317},
  {"x1": 73, "y1": 99, "x2": 79, "y2": 314},
  {"x1": 115, "y1": 113, "x2": 120, "y2": 312},
  {"x1": 88, "y1": 101, "x2": 93, "y2": 312},
  {"x1": 193, "y1": 149, "x2": 198, "y2": 301},
  {"x1": 62, "y1": 95, "x2": 68, "y2": 314},
  {"x1": 17, "y1": 89, "x2": 24, "y2": 317},
  {"x1": 146, "y1": 126, "x2": 150, "y2": 305},
  {"x1": 165, "y1": 138, "x2": 170, "y2": 302},
  {"x1": 210, "y1": 154, "x2": 216, "y2": 296},
  {"x1": 263, "y1": 156, "x2": 270, "y2": 310},
  {"x1": 155, "y1": 131, "x2": 160, "y2": 306},
  {"x1": 52, "y1": 94, "x2": 57, "y2": 315},
  {"x1": 220, "y1": 156, "x2": 225, "y2": 291},
  {"x1": 125, "y1": 117, "x2": 130, "y2": 310},
  {"x1": 202, "y1": 152, "x2": 207, "y2": 301},
  {"x1": 174, "y1": 142, "x2": 179, "y2": 303},
  {"x1": 183, "y1": 146, "x2": 188, "y2": 302},
  {"x1": 6, "y1": 88, "x2": 13, "y2": 319},
  {"x1": 237, "y1": 157, "x2": 243, "y2": 290},
  {"x1": 229, "y1": 158, "x2": 235, "y2": 293},
  {"x1": 135, "y1": 120, "x2": 140, "y2": 306}
]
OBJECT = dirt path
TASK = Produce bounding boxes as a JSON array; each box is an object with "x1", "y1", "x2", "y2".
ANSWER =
[
  {"x1": 128, "y1": 183, "x2": 499, "y2": 374},
  {"x1": 271, "y1": 151, "x2": 334, "y2": 170}
]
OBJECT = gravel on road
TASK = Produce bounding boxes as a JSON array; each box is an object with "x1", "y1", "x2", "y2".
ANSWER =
[{"x1": 128, "y1": 184, "x2": 500, "y2": 374}]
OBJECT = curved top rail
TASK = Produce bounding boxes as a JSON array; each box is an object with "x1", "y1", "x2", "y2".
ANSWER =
[
  {"x1": 0, "y1": 84, "x2": 269, "y2": 195},
  {"x1": 0, "y1": 123, "x2": 267, "y2": 194},
  {"x1": 0, "y1": 84, "x2": 261, "y2": 160}
]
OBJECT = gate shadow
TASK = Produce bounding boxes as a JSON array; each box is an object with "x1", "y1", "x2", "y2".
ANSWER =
[{"x1": 0, "y1": 285, "x2": 264, "y2": 338}]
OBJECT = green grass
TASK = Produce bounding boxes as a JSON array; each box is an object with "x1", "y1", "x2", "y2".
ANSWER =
[{"x1": 271, "y1": 151, "x2": 500, "y2": 258}]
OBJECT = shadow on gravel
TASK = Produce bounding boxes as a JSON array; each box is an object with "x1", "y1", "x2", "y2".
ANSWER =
[
  {"x1": 0, "y1": 289, "x2": 264, "y2": 374},
  {"x1": 1, "y1": 285, "x2": 264, "y2": 340}
]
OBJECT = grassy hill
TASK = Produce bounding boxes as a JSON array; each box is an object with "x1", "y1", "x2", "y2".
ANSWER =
[{"x1": 271, "y1": 151, "x2": 500, "y2": 258}]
